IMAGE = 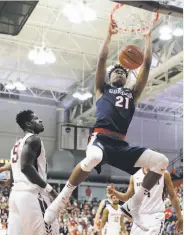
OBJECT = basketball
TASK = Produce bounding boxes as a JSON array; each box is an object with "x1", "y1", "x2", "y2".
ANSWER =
[{"x1": 119, "y1": 45, "x2": 144, "y2": 70}]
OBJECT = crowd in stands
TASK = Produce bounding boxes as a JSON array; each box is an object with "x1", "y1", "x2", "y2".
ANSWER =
[{"x1": 0, "y1": 183, "x2": 182, "y2": 235}]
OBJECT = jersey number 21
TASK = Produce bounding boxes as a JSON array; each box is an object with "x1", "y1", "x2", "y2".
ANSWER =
[{"x1": 115, "y1": 96, "x2": 129, "y2": 109}]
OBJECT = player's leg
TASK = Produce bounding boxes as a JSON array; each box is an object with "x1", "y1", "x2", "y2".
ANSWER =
[
  {"x1": 131, "y1": 213, "x2": 165, "y2": 235},
  {"x1": 15, "y1": 191, "x2": 46, "y2": 235},
  {"x1": 124, "y1": 149, "x2": 168, "y2": 216},
  {"x1": 44, "y1": 134, "x2": 104, "y2": 225},
  {"x1": 134, "y1": 149, "x2": 168, "y2": 190},
  {"x1": 7, "y1": 191, "x2": 23, "y2": 235},
  {"x1": 118, "y1": 148, "x2": 168, "y2": 231}
]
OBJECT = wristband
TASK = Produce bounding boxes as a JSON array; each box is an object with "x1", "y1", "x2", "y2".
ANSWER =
[{"x1": 45, "y1": 184, "x2": 53, "y2": 193}]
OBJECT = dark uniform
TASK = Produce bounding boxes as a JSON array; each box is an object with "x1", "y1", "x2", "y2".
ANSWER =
[{"x1": 89, "y1": 83, "x2": 146, "y2": 175}]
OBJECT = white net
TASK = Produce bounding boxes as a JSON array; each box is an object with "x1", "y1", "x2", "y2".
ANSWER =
[{"x1": 111, "y1": 4, "x2": 159, "y2": 38}]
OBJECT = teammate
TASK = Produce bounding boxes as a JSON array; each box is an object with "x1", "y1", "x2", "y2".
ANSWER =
[
  {"x1": 44, "y1": 22, "x2": 169, "y2": 231},
  {"x1": 94, "y1": 193, "x2": 112, "y2": 233},
  {"x1": 100, "y1": 195, "x2": 126, "y2": 235},
  {"x1": 8, "y1": 110, "x2": 59, "y2": 235},
  {"x1": 107, "y1": 168, "x2": 183, "y2": 234}
]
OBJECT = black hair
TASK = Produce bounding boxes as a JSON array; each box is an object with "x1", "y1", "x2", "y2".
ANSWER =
[
  {"x1": 108, "y1": 64, "x2": 129, "y2": 79},
  {"x1": 16, "y1": 110, "x2": 34, "y2": 130}
]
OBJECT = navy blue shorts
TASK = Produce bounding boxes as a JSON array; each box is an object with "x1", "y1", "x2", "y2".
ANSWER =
[{"x1": 89, "y1": 133, "x2": 147, "y2": 175}]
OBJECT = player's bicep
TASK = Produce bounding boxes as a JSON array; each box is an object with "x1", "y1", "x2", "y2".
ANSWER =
[{"x1": 21, "y1": 136, "x2": 41, "y2": 169}]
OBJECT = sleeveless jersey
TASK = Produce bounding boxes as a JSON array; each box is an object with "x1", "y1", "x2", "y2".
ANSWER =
[
  {"x1": 133, "y1": 169, "x2": 165, "y2": 214},
  {"x1": 10, "y1": 133, "x2": 46, "y2": 191},
  {"x1": 105, "y1": 204, "x2": 122, "y2": 235},
  {"x1": 101, "y1": 199, "x2": 111, "y2": 216},
  {"x1": 94, "y1": 83, "x2": 135, "y2": 135}
]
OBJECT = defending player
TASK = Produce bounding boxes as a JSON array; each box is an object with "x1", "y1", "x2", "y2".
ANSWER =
[
  {"x1": 44, "y1": 22, "x2": 169, "y2": 231},
  {"x1": 8, "y1": 110, "x2": 59, "y2": 235},
  {"x1": 107, "y1": 168, "x2": 183, "y2": 234},
  {"x1": 100, "y1": 195, "x2": 126, "y2": 235}
]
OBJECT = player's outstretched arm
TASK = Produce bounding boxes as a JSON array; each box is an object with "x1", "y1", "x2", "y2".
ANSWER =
[
  {"x1": 96, "y1": 22, "x2": 118, "y2": 99},
  {"x1": 133, "y1": 29, "x2": 152, "y2": 104},
  {"x1": 0, "y1": 162, "x2": 11, "y2": 173},
  {"x1": 21, "y1": 135, "x2": 57, "y2": 198},
  {"x1": 107, "y1": 177, "x2": 134, "y2": 202},
  {"x1": 164, "y1": 170, "x2": 183, "y2": 232}
]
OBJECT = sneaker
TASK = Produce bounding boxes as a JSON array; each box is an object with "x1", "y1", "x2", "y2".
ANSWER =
[
  {"x1": 121, "y1": 200, "x2": 149, "y2": 231},
  {"x1": 44, "y1": 197, "x2": 67, "y2": 225}
]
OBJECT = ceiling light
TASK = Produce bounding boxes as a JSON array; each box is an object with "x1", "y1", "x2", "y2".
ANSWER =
[
  {"x1": 159, "y1": 25, "x2": 172, "y2": 34},
  {"x1": 173, "y1": 27, "x2": 183, "y2": 36},
  {"x1": 63, "y1": 4, "x2": 82, "y2": 24},
  {"x1": 14, "y1": 81, "x2": 26, "y2": 91},
  {"x1": 5, "y1": 82, "x2": 15, "y2": 90},
  {"x1": 160, "y1": 33, "x2": 172, "y2": 40},
  {"x1": 83, "y1": 6, "x2": 96, "y2": 22},
  {"x1": 28, "y1": 48, "x2": 38, "y2": 61},
  {"x1": 34, "y1": 48, "x2": 46, "y2": 65},
  {"x1": 73, "y1": 89, "x2": 92, "y2": 101},
  {"x1": 73, "y1": 91, "x2": 81, "y2": 98},
  {"x1": 45, "y1": 49, "x2": 56, "y2": 64},
  {"x1": 63, "y1": 4, "x2": 96, "y2": 24}
]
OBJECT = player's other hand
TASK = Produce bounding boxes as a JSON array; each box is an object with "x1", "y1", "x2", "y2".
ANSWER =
[
  {"x1": 175, "y1": 218, "x2": 183, "y2": 231},
  {"x1": 108, "y1": 21, "x2": 118, "y2": 35},
  {"x1": 107, "y1": 184, "x2": 115, "y2": 195},
  {"x1": 49, "y1": 189, "x2": 58, "y2": 200}
]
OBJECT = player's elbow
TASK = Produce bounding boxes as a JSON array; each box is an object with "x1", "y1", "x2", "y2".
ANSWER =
[{"x1": 21, "y1": 164, "x2": 31, "y2": 173}]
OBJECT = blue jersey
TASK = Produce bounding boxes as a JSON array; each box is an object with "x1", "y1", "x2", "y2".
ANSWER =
[{"x1": 94, "y1": 83, "x2": 135, "y2": 135}]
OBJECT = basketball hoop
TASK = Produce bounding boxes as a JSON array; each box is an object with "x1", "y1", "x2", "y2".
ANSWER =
[{"x1": 110, "y1": 3, "x2": 160, "y2": 36}]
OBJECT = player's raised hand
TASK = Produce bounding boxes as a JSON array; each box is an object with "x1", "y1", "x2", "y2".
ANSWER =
[
  {"x1": 143, "y1": 28, "x2": 151, "y2": 38},
  {"x1": 175, "y1": 218, "x2": 183, "y2": 232},
  {"x1": 108, "y1": 21, "x2": 118, "y2": 35},
  {"x1": 107, "y1": 184, "x2": 115, "y2": 195}
]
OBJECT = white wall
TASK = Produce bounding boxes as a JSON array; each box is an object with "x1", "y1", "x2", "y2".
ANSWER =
[{"x1": 0, "y1": 99, "x2": 57, "y2": 159}]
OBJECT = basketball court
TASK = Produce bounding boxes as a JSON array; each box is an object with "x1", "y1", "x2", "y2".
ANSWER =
[{"x1": 0, "y1": 0, "x2": 183, "y2": 234}]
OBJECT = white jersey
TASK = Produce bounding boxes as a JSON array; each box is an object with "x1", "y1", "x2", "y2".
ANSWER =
[
  {"x1": 133, "y1": 169, "x2": 165, "y2": 214},
  {"x1": 10, "y1": 133, "x2": 46, "y2": 192},
  {"x1": 105, "y1": 204, "x2": 122, "y2": 235}
]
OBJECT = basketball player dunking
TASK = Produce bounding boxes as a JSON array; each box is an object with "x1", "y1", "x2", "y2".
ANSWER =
[
  {"x1": 44, "y1": 22, "x2": 169, "y2": 231},
  {"x1": 107, "y1": 169, "x2": 183, "y2": 234},
  {"x1": 8, "y1": 110, "x2": 59, "y2": 235}
]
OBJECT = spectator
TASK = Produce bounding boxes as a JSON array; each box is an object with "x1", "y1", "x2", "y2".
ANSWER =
[{"x1": 85, "y1": 186, "x2": 92, "y2": 202}]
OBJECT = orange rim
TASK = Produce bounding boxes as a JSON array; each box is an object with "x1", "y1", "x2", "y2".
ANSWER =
[{"x1": 110, "y1": 3, "x2": 160, "y2": 33}]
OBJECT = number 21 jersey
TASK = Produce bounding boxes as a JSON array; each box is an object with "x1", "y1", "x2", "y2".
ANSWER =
[{"x1": 94, "y1": 83, "x2": 135, "y2": 135}]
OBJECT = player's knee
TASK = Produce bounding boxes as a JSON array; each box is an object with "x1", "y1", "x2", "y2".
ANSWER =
[
  {"x1": 150, "y1": 151, "x2": 169, "y2": 175},
  {"x1": 80, "y1": 145, "x2": 103, "y2": 172}
]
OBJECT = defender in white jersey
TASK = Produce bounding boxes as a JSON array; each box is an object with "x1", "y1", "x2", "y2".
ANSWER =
[
  {"x1": 8, "y1": 110, "x2": 59, "y2": 235},
  {"x1": 100, "y1": 195, "x2": 126, "y2": 235},
  {"x1": 108, "y1": 168, "x2": 183, "y2": 234}
]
